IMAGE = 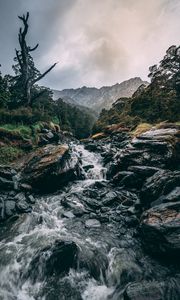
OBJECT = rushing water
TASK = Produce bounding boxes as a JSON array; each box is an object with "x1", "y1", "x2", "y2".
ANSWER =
[
  {"x1": 1, "y1": 144, "x2": 178, "y2": 300},
  {"x1": 0, "y1": 145, "x2": 119, "y2": 300}
]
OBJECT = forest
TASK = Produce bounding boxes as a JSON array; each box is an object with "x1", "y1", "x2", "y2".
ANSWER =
[{"x1": 0, "y1": 12, "x2": 95, "y2": 164}]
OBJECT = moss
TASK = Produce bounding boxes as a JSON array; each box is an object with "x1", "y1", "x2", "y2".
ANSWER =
[
  {"x1": 0, "y1": 124, "x2": 32, "y2": 140},
  {"x1": 0, "y1": 146, "x2": 24, "y2": 164}
]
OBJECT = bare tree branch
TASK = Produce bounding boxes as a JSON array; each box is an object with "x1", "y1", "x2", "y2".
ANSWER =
[
  {"x1": 33, "y1": 62, "x2": 58, "y2": 84},
  {"x1": 14, "y1": 12, "x2": 57, "y2": 105},
  {"x1": 28, "y1": 44, "x2": 39, "y2": 52},
  {"x1": 15, "y1": 49, "x2": 23, "y2": 70}
]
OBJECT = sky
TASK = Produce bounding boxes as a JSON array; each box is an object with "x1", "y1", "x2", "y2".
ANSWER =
[{"x1": 0, "y1": 0, "x2": 180, "y2": 90}]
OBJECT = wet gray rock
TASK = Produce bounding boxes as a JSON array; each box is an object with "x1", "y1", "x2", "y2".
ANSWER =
[
  {"x1": 140, "y1": 170, "x2": 180, "y2": 207},
  {"x1": 159, "y1": 187, "x2": 180, "y2": 203},
  {"x1": 0, "y1": 177, "x2": 14, "y2": 190},
  {"x1": 108, "y1": 248, "x2": 142, "y2": 286},
  {"x1": 27, "y1": 195, "x2": 36, "y2": 204},
  {"x1": 0, "y1": 198, "x2": 5, "y2": 220},
  {"x1": 5, "y1": 200, "x2": 16, "y2": 217},
  {"x1": 85, "y1": 219, "x2": 101, "y2": 228},
  {"x1": 102, "y1": 191, "x2": 118, "y2": 206},
  {"x1": 20, "y1": 183, "x2": 32, "y2": 192},
  {"x1": 107, "y1": 127, "x2": 180, "y2": 180},
  {"x1": 27, "y1": 240, "x2": 78, "y2": 282},
  {"x1": 15, "y1": 192, "x2": 26, "y2": 202},
  {"x1": 62, "y1": 211, "x2": 75, "y2": 219},
  {"x1": 16, "y1": 201, "x2": 32, "y2": 213},
  {"x1": 123, "y1": 277, "x2": 180, "y2": 300},
  {"x1": 21, "y1": 144, "x2": 83, "y2": 192},
  {"x1": 140, "y1": 201, "x2": 180, "y2": 257},
  {"x1": 112, "y1": 171, "x2": 142, "y2": 189},
  {"x1": 128, "y1": 166, "x2": 160, "y2": 178},
  {"x1": 83, "y1": 164, "x2": 94, "y2": 172}
]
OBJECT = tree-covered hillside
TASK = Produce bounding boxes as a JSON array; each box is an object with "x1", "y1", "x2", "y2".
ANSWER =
[
  {"x1": 93, "y1": 45, "x2": 180, "y2": 133},
  {"x1": 0, "y1": 13, "x2": 95, "y2": 163}
]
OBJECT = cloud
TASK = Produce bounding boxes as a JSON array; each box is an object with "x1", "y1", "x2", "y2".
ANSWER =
[{"x1": 0, "y1": 0, "x2": 180, "y2": 89}]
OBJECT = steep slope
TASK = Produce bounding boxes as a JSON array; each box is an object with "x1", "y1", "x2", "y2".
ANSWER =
[
  {"x1": 93, "y1": 45, "x2": 180, "y2": 133},
  {"x1": 53, "y1": 77, "x2": 148, "y2": 112}
]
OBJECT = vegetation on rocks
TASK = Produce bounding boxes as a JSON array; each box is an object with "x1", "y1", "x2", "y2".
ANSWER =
[{"x1": 0, "y1": 145, "x2": 24, "y2": 164}]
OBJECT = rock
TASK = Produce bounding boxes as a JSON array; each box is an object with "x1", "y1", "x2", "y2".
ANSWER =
[
  {"x1": 27, "y1": 194, "x2": 36, "y2": 204},
  {"x1": 20, "y1": 183, "x2": 32, "y2": 191},
  {"x1": 83, "y1": 164, "x2": 94, "y2": 172},
  {"x1": 46, "y1": 131, "x2": 54, "y2": 139},
  {"x1": 140, "y1": 201, "x2": 180, "y2": 257},
  {"x1": 83, "y1": 198, "x2": 101, "y2": 209},
  {"x1": 0, "y1": 177, "x2": 14, "y2": 190},
  {"x1": 21, "y1": 144, "x2": 82, "y2": 192},
  {"x1": 0, "y1": 166, "x2": 17, "y2": 180},
  {"x1": 62, "y1": 211, "x2": 75, "y2": 219},
  {"x1": 16, "y1": 201, "x2": 32, "y2": 213},
  {"x1": 15, "y1": 192, "x2": 26, "y2": 202},
  {"x1": 162, "y1": 187, "x2": 180, "y2": 203},
  {"x1": 107, "y1": 126, "x2": 180, "y2": 179},
  {"x1": 140, "y1": 170, "x2": 180, "y2": 207},
  {"x1": 102, "y1": 191, "x2": 118, "y2": 206},
  {"x1": 128, "y1": 166, "x2": 160, "y2": 178},
  {"x1": 77, "y1": 246, "x2": 108, "y2": 280},
  {"x1": 0, "y1": 199, "x2": 5, "y2": 220},
  {"x1": 108, "y1": 248, "x2": 142, "y2": 286},
  {"x1": 150, "y1": 187, "x2": 180, "y2": 207},
  {"x1": 124, "y1": 280, "x2": 171, "y2": 300},
  {"x1": 27, "y1": 240, "x2": 78, "y2": 281},
  {"x1": 85, "y1": 219, "x2": 101, "y2": 228},
  {"x1": 111, "y1": 171, "x2": 142, "y2": 189},
  {"x1": 5, "y1": 200, "x2": 16, "y2": 217}
]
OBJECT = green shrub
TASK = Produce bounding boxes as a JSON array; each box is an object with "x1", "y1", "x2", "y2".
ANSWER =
[{"x1": 0, "y1": 146, "x2": 24, "y2": 164}]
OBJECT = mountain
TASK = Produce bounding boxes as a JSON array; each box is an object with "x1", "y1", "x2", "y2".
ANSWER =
[
  {"x1": 53, "y1": 77, "x2": 149, "y2": 113},
  {"x1": 93, "y1": 45, "x2": 180, "y2": 133}
]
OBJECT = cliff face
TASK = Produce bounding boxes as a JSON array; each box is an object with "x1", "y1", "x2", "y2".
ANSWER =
[{"x1": 53, "y1": 77, "x2": 148, "y2": 112}]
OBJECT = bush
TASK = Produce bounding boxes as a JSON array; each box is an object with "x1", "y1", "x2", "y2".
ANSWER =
[{"x1": 0, "y1": 146, "x2": 24, "y2": 164}]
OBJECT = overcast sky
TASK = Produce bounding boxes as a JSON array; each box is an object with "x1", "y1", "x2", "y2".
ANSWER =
[{"x1": 0, "y1": 0, "x2": 180, "y2": 90}]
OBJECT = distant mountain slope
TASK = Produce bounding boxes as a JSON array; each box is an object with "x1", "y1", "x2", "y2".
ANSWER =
[
  {"x1": 93, "y1": 45, "x2": 180, "y2": 133},
  {"x1": 53, "y1": 77, "x2": 149, "y2": 112}
]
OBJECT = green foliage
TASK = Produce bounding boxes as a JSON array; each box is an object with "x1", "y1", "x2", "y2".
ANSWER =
[
  {"x1": 55, "y1": 99, "x2": 95, "y2": 139},
  {"x1": 0, "y1": 72, "x2": 11, "y2": 108},
  {"x1": 94, "y1": 45, "x2": 180, "y2": 133},
  {"x1": 0, "y1": 146, "x2": 24, "y2": 164},
  {"x1": 0, "y1": 124, "x2": 32, "y2": 140}
]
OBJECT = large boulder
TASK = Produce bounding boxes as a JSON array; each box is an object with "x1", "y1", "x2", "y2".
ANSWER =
[
  {"x1": 123, "y1": 278, "x2": 180, "y2": 300},
  {"x1": 26, "y1": 240, "x2": 78, "y2": 282},
  {"x1": 107, "y1": 127, "x2": 180, "y2": 179},
  {"x1": 0, "y1": 165, "x2": 17, "y2": 190},
  {"x1": 21, "y1": 144, "x2": 82, "y2": 192},
  {"x1": 140, "y1": 201, "x2": 180, "y2": 257},
  {"x1": 140, "y1": 170, "x2": 180, "y2": 207}
]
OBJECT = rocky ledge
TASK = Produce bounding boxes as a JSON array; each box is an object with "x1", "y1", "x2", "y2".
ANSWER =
[
  {"x1": 0, "y1": 143, "x2": 83, "y2": 222},
  {"x1": 85, "y1": 124, "x2": 180, "y2": 262}
]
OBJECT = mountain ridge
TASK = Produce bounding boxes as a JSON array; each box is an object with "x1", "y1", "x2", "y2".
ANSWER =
[{"x1": 53, "y1": 77, "x2": 149, "y2": 112}]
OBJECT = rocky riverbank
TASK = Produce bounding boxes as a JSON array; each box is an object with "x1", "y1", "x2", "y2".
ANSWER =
[{"x1": 0, "y1": 124, "x2": 179, "y2": 299}]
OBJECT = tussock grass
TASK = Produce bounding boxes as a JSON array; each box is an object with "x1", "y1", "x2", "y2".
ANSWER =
[{"x1": 131, "y1": 123, "x2": 153, "y2": 137}]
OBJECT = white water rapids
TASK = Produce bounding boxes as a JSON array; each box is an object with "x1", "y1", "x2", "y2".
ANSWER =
[{"x1": 0, "y1": 145, "x2": 117, "y2": 300}]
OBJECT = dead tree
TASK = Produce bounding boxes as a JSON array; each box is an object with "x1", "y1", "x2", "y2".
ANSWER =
[{"x1": 15, "y1": 12, "x2": 57, "y2": 106}]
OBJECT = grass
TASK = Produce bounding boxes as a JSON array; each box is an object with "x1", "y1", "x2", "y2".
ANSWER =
[
  {"x1": 0, "y1": 145, "x2": 24, "y2": 165},
  {"x1": 131, "y1": 123, "x2": 153, "y2": 137},
  {"x1": 0, "y1": 124, "x2": 32, "y2": 140}
]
